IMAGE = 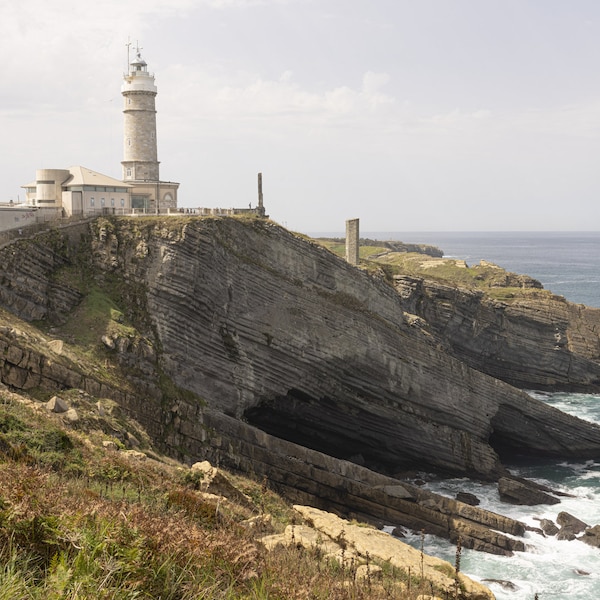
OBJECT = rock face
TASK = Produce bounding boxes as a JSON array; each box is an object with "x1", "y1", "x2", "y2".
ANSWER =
[
  {"x1": 394, "y1": 275, "x2": 600, "y2": 392},
  {"x1": 2, "y1": 217, "x2": 600, "y2": 556},
  {"x1": 2, "y1": 217, "x2": 600, "y2": 482},
  {"x1": 86, "y1": 217, "x2": 600, "y2": 477}
]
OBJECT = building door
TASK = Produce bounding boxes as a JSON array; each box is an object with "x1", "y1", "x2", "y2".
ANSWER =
[{"x1": 72, "y1": 191, "x2": 83, "y2": 215}]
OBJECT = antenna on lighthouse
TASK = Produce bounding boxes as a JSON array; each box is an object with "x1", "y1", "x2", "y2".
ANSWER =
[{"x1": 125, "y1": 38, "x2": 132, "y2": 72}]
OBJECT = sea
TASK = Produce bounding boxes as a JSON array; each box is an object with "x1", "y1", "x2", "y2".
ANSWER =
[{"x1": 314, "y1": 231, "x2": 600, "y2": 599}]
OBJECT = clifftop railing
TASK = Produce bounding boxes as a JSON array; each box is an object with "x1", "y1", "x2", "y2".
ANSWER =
[{"x1": 0, "y1": 205, "x2": 267, "y2": 249}]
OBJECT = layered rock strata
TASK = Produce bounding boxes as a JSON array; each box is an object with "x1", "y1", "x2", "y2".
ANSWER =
[
  {"x1": 86, "y1": 217, "x2": 600, "y2": 475},
  {"x1": 2, "y1": 217, "x2": 600, "y2": 556},
  {"x1": 2, "y1": 218, "x2": 600, "y2": 479},
  {"x1": 394, "y1": 275, "x2": 600, "y2": 392},
  {"x1": 199, "y1": 409, "x2": 527, "y2": 556}
]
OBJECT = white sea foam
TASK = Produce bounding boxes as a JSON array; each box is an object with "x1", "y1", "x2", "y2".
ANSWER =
[
  {"x1": 389, "y1": 392, "x2": 600, "y2": 599},
  {"x1": 362, "y1": 234, "x2": 600, "y2": 596}
]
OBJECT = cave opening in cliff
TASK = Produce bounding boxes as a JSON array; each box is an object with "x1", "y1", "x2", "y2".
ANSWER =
[{"x1": 244, "y1": 389, "x2": 417, "y2": 476}]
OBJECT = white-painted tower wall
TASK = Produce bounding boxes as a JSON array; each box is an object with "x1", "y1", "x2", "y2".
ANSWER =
[{"x1": 121, "y1": 51, "x2": 160, "y2": 182}]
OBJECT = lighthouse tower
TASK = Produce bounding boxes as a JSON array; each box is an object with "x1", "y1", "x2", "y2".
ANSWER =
[{"x1": 121, "y1": 47, "x2": 178, "y2": 212}]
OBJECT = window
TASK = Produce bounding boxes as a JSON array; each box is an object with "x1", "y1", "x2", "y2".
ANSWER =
[
  {"x1": 101, "y1": 198, "x2": 105, "y2": 206},
  {"x1": 120, "y1": 198, "x2": 125, "y2": 207},
  {"x1": 126, "y1": 168, "x2": 132, "y2": 178},
  {"x1": 90, "y1": 197, "x2": 95, "y2": 207}
]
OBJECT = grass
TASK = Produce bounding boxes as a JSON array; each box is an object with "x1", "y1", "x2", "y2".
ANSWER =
[
  {"x1": 0, "y1": 390, "x2": 484, "y2": 599},
  {"x1": 315, "y1": 240, "x2": 390, "y2": 260},
  {"x1": 93, "y1": 220, "x2": 547, "y2": 310},
  {"x1": 314, "y1": 234, "x2": 553, "y2": 303}
]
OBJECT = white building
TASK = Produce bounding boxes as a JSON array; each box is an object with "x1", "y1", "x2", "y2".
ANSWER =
[
  {"x1": 21, "y1": 45, "x2": 178, "y2": 218},
  {"x1": 22, "y1": 167, "x2": 132, "y2": 216}
]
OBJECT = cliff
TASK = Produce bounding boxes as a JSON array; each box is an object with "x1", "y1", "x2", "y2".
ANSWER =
[
  {"x1": 394, "y1": 274, "x2": 600, "y2": 393},
  {"x1": 1, "y1": 216, "x2": 600, "y2": 557}
]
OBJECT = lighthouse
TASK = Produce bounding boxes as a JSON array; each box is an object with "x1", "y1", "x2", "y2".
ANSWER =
[{"x1": 121, "y1": 46, "x2": 178, "y2": 212}]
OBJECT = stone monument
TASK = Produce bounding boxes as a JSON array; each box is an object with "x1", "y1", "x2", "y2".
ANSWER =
[{"x1": 345, "y1": 218, "x2": 359, "y2": 265}]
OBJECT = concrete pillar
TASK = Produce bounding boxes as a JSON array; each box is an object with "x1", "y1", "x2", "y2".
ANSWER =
[
  {"x1": 345, "y1": 218, "x2": 359, "y2": 265},
  {"x1": 257, "y1": 172, "x2": 266, "y2": 217}
]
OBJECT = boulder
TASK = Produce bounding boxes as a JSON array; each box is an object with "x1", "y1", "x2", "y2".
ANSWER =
[
  {"x1": 539, "y1": 519, "x2": 559, "y2": 536},
  {"x1": 456, "y1": 492, "x2": 480, "y2": 506},
  {"x1": 498, "y1": 477, "x2": 560, "y2": 505},
  {"x1": 557, "y1": 527, "x2": 577, "y2": 541},
  {"x1": 46, "y1": 396, "x2": 69, "y2": 414},
  {"x1": 63, "y1": 408, "x2": 79, "y2": 423},
  {"x1": 189, "y1": 461, "x2": 254, "y2": 509},
  {"x1": 557, "y1": 512, "x2": 588, "y2": 534},
  {"x1": 580, "y1": 525, "x2": 600, "y2": 548}
]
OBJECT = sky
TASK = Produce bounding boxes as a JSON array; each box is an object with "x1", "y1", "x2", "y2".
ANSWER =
[{"x1": 2, "y1": 0, "x2": 600, "y2": 233}]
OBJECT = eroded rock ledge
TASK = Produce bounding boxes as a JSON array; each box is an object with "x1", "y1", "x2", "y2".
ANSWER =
[
  {"x1": 270, "y1": 505, "x2": 495, "y2": 600},
  {"x1": 200, "y1": 410, "x2": 526, "y2": 557}
]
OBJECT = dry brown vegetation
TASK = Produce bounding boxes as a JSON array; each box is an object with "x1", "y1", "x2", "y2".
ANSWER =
[{"x1": 0, "y1": 391, "x2": 472, "y2": 599}]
